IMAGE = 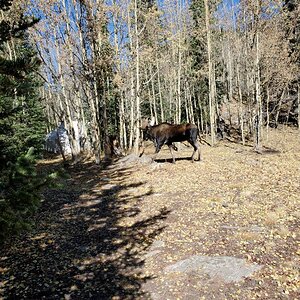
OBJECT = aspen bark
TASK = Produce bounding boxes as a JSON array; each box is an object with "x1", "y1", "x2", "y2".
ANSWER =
[
  {"x1": 54, "y1": 29, "x2": 79, "y2": 159},
  {"x1": 156, "y1": 58, "x2": 165, "y2": 122},
  {"x1": 133, "y1": 0, "x2": 141, "y2": 155},
  {"x1": 146, "y1": 69, "x2": 154, "y2": 121},
  {"x1": 204, "y1": 0, "x2": 216, "y2": 145},
  {"x1": 149, "y1": 65, "x2": 158, "y2": 124},
  {"x1": 266, "y1": 86, "x2": 270, "y2": 139},
  {"x1": 254, "y1": 29, "x2": 262, "y2": 152},
  {"x1": 177, "y1": 47, "x2": 182, "y2": 124},
  {"x1": 237, "y1": 63, "x2": 245, "y2": 144}
]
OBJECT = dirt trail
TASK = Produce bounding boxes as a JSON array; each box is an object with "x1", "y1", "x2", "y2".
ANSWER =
[{"x1": 0, "y1": 127, "x2": 299, "y2": 299}]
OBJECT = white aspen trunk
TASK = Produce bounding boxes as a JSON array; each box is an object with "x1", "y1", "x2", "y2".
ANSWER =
[
  {"x1": 169, "y1": 82, "x2": 173, "y2": 122},
  {"x1": 129, "y1": 71, "x2": 135, "y2": 149},
  {"x1": 184, "y1": 84, "x2": 189, "y2": 123},
  {"x1": 112, "y1": 3, "x2": 127, "y2": 150},
  {"x1": 275, "y1": 88, "x2": 285, "y2": 126},
  {"x1": 146, "y1": 70, "x2": 154, "y2": 121},
  {"x1": 212, "y1": 61, "x2": 217, "y2": 127},
  {"x1": 200, "y1": 102, "x2": 204, "y2": 132},
  {"x1": 204, "y1": 0, "x2": 216, "y2": 145},
  {"x1": 92, "y1": 75, "x2": 102, "y2": 163},
  {"x1": 120, "y1": 91, "x2": 127, "y2": 150},
  {"x1": 103, "y1": 74, "x2": 110, "y2": 159},
  {"x1": 188, "y1": 82, "x2": 195, "y2": 124},
  {"x1": 96, "y1": 5, "x2": 109, "y2": 158},
  {"x1": 221, "y1": 51, "x2": 232, "y2": 127},
  {"x1": 62, "y1": 0, "x2": 82, "y2": 156},
  {"x1": 242, "y1": 3, "x2": 253, "y2": 136},
  {"x1": 266, "y1": 86, "x2": 270, "y2": 140},
  {"x1": 145, "y1": 70, "x2": 156, "y2": 122},
  {"x1": 150, "y1": 65, "x2": 158, "y2": 124},
  {"x1": 126, "y1": 3, "x2": 135, "y2": 150},
  {"x1": 79, "y1": 22, "x2": 100, "y2": 158},
  {"x1": 54, "y1": 31, "x2": 78, "y2": 160},
  {"x1": 133, "y1": 0, "x2": 140, "y2": 155},
  {"x1": 237, "y1": 63, "x2": 245, "y2": 145},
  {"x1": 177, "y1": 48, "x2": 182, "y2": 124},
  {"x1": 80, "y1": 19, "x2": 101, "y2": 163},
  {"x1": 254, "y1": 5, "x2": 262, "y2": 152},
  {"x1": 6, "y1": 39, "x2": 18, "y2": 106},
  {"x1": 156, "y1": 58, "x2": 165, "y2": 122}
]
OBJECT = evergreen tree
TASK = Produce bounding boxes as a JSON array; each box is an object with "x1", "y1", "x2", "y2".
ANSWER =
[
  {"x1": 0, "y1": 1, "x2": 43, "y2": 166},
  {"x1": 0, "y1": 0, "x2": 49, "y2": 242},
  {"x1": 284, "y1": 0, "x2": 300, "y2": 82},
  {"x1": 283, "y1": 0, "x2": 300, "y2": 126},
  {"x1": 189, "y1": 0, "x2": 210, "y2": 129},
  {"x1": 190, "y1": 0, "x2": 207, "y2": 72},
  {"x1": 189, "y1": 0, "x2": 225, "y2": 135}
]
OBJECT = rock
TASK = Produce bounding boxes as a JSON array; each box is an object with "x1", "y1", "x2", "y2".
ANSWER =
[
  {"x1": 113, "y1": 153, "x2": 153, "y2": 168},
  {"x1": 144, "y1": 250, "x2": 161, "y2": 258},
  {"x1": 165, "y1": 255, "x2": 262, "y2": 283},
  {"x1": 150, "y1": 240, "x2": 165, "y2": 250},
  {"x1": 139, "y1": 155, "x2": 153, "y2": 164},
  {"x1": 101, "y1": 184, "x2": 118, "y2": 190},
  {"x1": 144, "y1": 240, "x2": 165, "y2": 259},
  {"x1": 100, "y1": 177, "x2": 110, "y2": 182}
]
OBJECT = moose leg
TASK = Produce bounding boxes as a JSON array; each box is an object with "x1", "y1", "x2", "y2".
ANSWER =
[
  {"x1": 139, "y1": 140, "x2": 145, "y2": 157},
  {"x1": 151, "y1": 142, "x2": 162, "y2": 162},
  {"x1": 172, "y1": 143, "x2": 178, "y2": 151},
  {"x1": 167, "y1": 143, "x2": 176, "y2": 163},
  {"x1": 190, "y1": 140, "x2": 201, "y2": 162}
]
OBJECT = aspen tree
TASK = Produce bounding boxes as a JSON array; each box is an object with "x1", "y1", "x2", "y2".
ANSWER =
[{"x1": 204, "y1": 0, "x2": 216, "y2": 145}]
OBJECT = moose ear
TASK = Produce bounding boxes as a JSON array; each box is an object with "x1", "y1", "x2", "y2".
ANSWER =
[{"x1": 149, "y1": 117, "x2": 155, "y2": 126}]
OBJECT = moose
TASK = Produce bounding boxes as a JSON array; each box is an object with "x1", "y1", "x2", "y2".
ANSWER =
[{"x1": 141, "y1": 119, "x2": 201, "y2": 163}]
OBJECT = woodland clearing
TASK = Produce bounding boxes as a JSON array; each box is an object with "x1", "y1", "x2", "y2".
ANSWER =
[{"x1": 0, "y1": 126, "x2": 299, "y2": 299}]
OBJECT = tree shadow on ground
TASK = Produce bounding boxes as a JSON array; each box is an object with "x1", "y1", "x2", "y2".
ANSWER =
[{"x1": 0, "y1": 159, "x2": 170, "y2": 299}]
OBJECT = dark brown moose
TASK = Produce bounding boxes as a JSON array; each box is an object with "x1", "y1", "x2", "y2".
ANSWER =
[{"x1": 141, "y1": 120, "x2": 201, "y2": 163}]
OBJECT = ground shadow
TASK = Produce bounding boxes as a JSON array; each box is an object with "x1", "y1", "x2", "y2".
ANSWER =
[
  {"x1": 0, "y1": 159, "x2": 170, "y2": 299},
  {"x1": 261, "y1": 146, "x2": 281, "y2": 154},
  {"x1": 154, "y1": 156, "x2": 198, "y2": 164}
]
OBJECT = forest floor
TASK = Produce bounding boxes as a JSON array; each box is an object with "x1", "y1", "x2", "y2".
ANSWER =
[{"x1": 0, "y1": 126, "x2": 299, "y2": 300}]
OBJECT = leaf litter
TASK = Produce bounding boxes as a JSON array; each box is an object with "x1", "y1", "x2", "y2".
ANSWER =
[{"x1": 0, "y1": 127, "x2": 299, "y2": 299}]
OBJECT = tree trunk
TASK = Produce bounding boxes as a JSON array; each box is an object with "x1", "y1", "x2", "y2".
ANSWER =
[
  {"x1": 146, "y1": 69, "x2": 154, "y2": 121},
  {"x1": 237, "y1": 63, "x2": 245, "y2": 144},
  {"x1": 150, "y1": 65, "x2": 158, "y2": 124},
  {"x1": 204, "y1": 0, "x2": 216, "y2": 145},
  {"x1": 266, "y1": 86, "x2": 270, "y2": 139},
  {"x1": 177, "y1": 48, "x2": 182, "y2": 124},
  {"x1": 254, "y1": 0, "x2": 262, "y2": 152},
  {"x1": 156, "y1": 58, "x2": 165, "y2": 122},
  {"x1": 133, "y1": 0, "x2": 140, "y2": 154}
]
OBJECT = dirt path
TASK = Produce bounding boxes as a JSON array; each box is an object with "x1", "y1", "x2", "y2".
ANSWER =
[{"x1": 0, "y1": 127, "x2": 299, "y2": 299}]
